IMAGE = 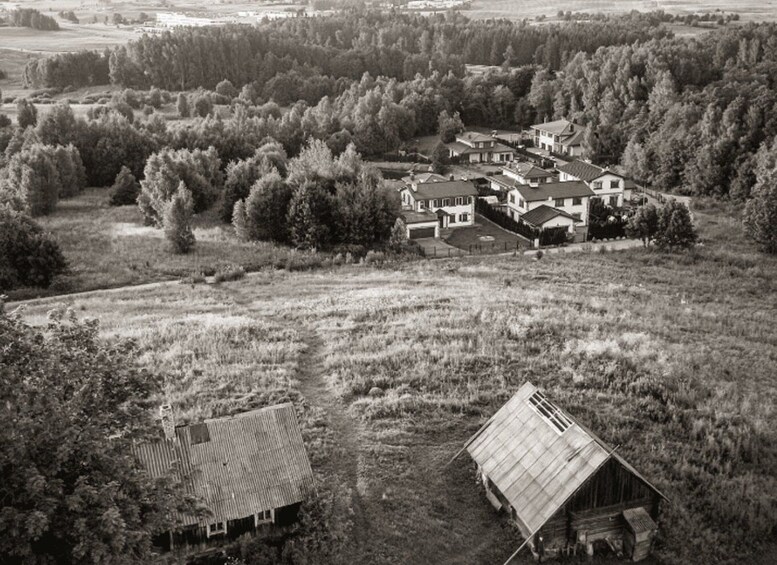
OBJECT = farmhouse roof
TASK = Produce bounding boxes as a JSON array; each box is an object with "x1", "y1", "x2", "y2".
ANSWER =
[
  {"x1": 465, "y1": 383, "x2": 667, "y2": 537},
  {"x1": 513, "y1": 181, "x2": 594, "y2": 202},
  {"x1": 411, "y1": 179, "x2": 478, "y2": 199},
  {"x1": 520, "y1": 205, "x2": 576, "y2": 227},
  {"x1": 132, "y1": 403, "x2": 314, "y2": 526},
  {"x1": 530, "y1": 119, "x2": 585, "y2": 136}
]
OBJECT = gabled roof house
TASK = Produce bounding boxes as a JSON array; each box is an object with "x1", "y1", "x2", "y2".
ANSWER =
[
  {"x1": 447, "y1": 131, "x2": 516, "y2": 164},
  {"x1": 133, "y1": 403, "x2": 314, "y2": 551},
  {"x1": 461, "y1": 383, "x2": 666, "y2": 562},
  {"x1": 557, "y1": 160, "x2": 627, "y2": 208},
  {"x1": 400, "y1": 172, "x2": 478, "y2": 237},
  {"x1": 530, "y1": 119, "x2": 587, "y2": 157}
]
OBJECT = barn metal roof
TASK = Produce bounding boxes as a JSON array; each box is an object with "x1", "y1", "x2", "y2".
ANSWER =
[
  {"x1": 465, "y1": 383, "x2": 666, "y2": 538},
  {"x1": 132, "y1": 403, "x2": 314, "y2": 526}
]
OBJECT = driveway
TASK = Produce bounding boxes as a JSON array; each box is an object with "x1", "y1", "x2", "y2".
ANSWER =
[{"x1": 414, "y1": 238, "x2": 467, "y2": 258}]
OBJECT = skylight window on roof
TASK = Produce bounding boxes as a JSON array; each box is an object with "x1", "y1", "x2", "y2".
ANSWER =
[{"x1": 528, "y1": 390, "x2": 572, "y2": 434}]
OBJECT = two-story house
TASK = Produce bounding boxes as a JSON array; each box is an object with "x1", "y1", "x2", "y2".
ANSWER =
[
  {"x1": 504, "y1": 180, "x2": 595, "y2": 233},
  {"x1": 447, "y1": 131, "x2": 516, "y2": 164},
  {"x1": 488, "y1": 161, "x2": 555, "y2": 192},
  {"x1": 530, "y1": 119, "x2": 586, "y2": 157},
  {"x1": 399, "y1": 173, "x2": 478, "y2": 238},
  {"x1": 557, "y1": 160, "x2": 626, "y2": 208}
]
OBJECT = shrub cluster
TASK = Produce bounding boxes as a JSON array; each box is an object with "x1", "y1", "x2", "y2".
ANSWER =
[{"x1": 0, "y1": 205, "x2": 66, "y2": 289}]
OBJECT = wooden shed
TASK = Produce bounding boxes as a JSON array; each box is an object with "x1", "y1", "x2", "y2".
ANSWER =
[
  {"x1": 460, "y1": 383, "x2": 667, "y2": 562},
  {"x1": 133, "y1": 403, "x2": 315, "y2": 552}
]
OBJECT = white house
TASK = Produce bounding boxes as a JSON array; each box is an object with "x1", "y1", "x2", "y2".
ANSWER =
[
  {"x1": 447, "y1": 131, "x2": 516, "y2": 164},
  {"x1": 530, "y1": 119, "x2": 586, "y2": 157},
  {"x1": 505, "y1": 180, "x2": 595, "y2": 231},
  {"x1": 489, "y1": 161, "x2": 555, "y2": 192},
  {"x1": 557, "y1": 160, "x2": 626, "y2": 208},
  {"x1": 400, "y1": 173, "x2": 477, "y2": 237}
]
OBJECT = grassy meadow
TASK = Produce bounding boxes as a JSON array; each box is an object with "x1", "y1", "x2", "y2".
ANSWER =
[{"x1": 12, "y1": 200, "x2": 777, "y2": 564}]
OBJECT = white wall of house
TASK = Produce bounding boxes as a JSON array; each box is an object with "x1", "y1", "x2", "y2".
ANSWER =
[
  {"x1": 534, "y1": 130, "x2": 555, "y2": 151},
  {"x1": 589, "y1": 173, "x2": 625, "y2": 207},
  {"x1": 401, "y1": 189, "x2": 475, "y2": 226},
  {"x1": 538, "y1": 215, "x2": 577, "y2": 233}
]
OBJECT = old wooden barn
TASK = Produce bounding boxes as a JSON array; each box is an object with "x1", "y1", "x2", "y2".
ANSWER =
[
  {"x1": 133, "y1": 402, "x2": 314, "y2": 552},
  {"x1": 461, "y1": 382, "x2": 667, "y2": 562}
]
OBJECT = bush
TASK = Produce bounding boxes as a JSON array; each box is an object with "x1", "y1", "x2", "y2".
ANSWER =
[
  {"x1": 162, "y1": 182, "x2": 196, "y2": 254},
  {"x1": 655, "y1": 200, "x2": 697, "y2": 251},
  {"x1": 176, "y1": 92, "x2": 190, "y2": 118},
  {"x1": 16, "y1": 99, "x2": 38, "y2": 129},
  {"x1": 109, "y1": 166, "x2": 140, "y2": 206},
  {"x1": 0, "y1": 205, "x2": 66, "y2": 289},
  {"x1": 52, "y1": 144, "x2": 87, "y2": 198},
  {"x1": 213, "y1": 265, "x2": 246, "y2": 283},
  {"x1": 0, "y1": 143, "x2": 61, "y2": 216}
]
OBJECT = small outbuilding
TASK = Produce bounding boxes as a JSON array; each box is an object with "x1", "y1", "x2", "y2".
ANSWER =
[
  {"x1": 133, "y1": 403, "x2": 315, "y2": 552},
  {"x1": 459, "y1": 382, "x2": 666, "y2": 562}
]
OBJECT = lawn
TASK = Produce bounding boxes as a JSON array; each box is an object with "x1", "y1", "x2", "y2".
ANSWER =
[
  {"x1": 13, "y1": 201, "x2": 777, "y2": 564},
  {"x1": 9, "y1": 188, "x2": 308, "y2": 300}
]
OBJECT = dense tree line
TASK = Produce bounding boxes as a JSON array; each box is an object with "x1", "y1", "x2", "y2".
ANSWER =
[
  {"x1": 527, "y1": 22, "x2": 777, "y2": 201},
  {"x1": 25, "y1": 11, "x2": 669, "y2": 90},
  {"x1": 8, "y1": 8, "x2": 59, "y2": 31},
  {"x1": 23, "y1": 51, "x2": 110, "y2": 89}
]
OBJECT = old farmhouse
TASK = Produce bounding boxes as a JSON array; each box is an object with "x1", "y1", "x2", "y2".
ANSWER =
[
  {"x1": 530, "y1": 119, "x2": 586, "y2": 157},
  {"x1": 399, "y1": 172, "x2": 477, "y2": 238},
  {"x1": 133, "y1": 403, "x2": 315, "y2": 552},
  {"x1": 462, "y1": 383, "x2": 666, "y2": 562},
  {"x1": 558, "y1": 160, "x2": 626, "y2": 208},
  {"x1": 447, "y1": 131, "x2": 517, "y2": 163}
]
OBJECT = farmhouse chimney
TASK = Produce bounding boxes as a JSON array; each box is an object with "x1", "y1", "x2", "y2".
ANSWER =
[{"x1": 160, "y1": 404, "x2": 175, "y2": 441}]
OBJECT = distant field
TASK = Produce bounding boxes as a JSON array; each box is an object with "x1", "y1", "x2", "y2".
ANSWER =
[{"x1": 466, "y1": 0, "x2": 777, "y2": 21}]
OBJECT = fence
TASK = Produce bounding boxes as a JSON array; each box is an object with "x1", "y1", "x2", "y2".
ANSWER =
[
  {"x1": 475, "y1": 198, "x2": 538, "y2": 240},
  {"x1": 420, "y1": 241, "x2": 518, "y2": 258}
]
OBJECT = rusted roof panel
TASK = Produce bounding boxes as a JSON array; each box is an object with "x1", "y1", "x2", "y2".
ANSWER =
[{"x1": 133, "y1": 403, "x2": 314, "y2": 526}]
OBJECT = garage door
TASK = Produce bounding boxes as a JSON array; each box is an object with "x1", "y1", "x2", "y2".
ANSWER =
[{"x1": 409, "y1": 227, "x2": 436, "y2": 239}]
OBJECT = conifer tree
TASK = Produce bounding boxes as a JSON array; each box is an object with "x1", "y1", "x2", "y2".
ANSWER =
[{"x1": 163, "y1": 182, "x2": 195, "y2": 254}]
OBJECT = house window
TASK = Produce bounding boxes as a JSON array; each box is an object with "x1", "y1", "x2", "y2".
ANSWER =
[
  {"x1": 572, "y1": 212, "x2": 582, "y2": 220},
  {"x1": 610, "y1": 180, "x2": 620, "y2": 189},
  {"x1": 528, "y1": 390, "x2": 572, "y2": 434},
  {"x1": 554, "y1": 198, "x2": 565, "y2": 207},
  {"x1": 609, "y1": 196, "x2": 619, "y2": 207},
  {"x1": 255, "y1": 509, "x2": 274, "y2": 526},
  {"x1": 519, "y1": 198, "x2": 525, "y2": 208},
  {"x1": 572, "y1": 197, "x2": 582, "y2": 205},
  {"x1": 593, "y1": 181, "x2": 603, "y2": 189},
  {"x1": 207, "y1": 522, "x2": 227, "y2": 538},
  {"x1": 455, "y1": 196, "x2": 463, "y2": 205},
  {"x1": 509, "y1": 193, "x2": 515, "y2": 204},
  {"x1": 443, "y1": 198, "x2": 451, "y2": 206},
  {"x1": 460, "y1": 213, "x2": 469, "y2": 223}
]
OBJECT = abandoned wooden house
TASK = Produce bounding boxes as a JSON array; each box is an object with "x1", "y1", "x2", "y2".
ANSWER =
[
  {"x1": 132, "y1": 402, "x2": 315, "y2": 551},
  {"x1": 460, "y1": 382, "x2": 667, "y2": 562}
]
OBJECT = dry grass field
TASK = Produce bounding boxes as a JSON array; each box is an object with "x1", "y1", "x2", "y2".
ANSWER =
[{"x1": 12, "y1": 201, "x2": 777, "y2": 564}]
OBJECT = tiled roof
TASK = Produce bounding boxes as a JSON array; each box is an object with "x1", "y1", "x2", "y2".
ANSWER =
[
  {"x1": 530, "y1": 119, "x2": 585, "y2": 136},
  {"x1": 505, "y1": 162, "x2": 554, "y2": 179},
  {"x1": 133, "y1": 403, "x2": 314, "y2": 526},
  {"x1": 513, "y1": 181, "x2": 594, "y2": 202},
  {"x1": 466, "y1": 383, "x2": 666, "y2": 538},
  {"x1": 520, "y1": 205, "x2": 576, "y2": 227},
  {"x1": 400, "y1": 172, "x2": 447, "y2": 184},
  {"x1": 411, "y1": 180, "x2": 478, "y2": 199},
  {"x1": 559, "y1": 128, "x2": 586, "y2": 147},
  {"x1": 456, "y1": 131, "x2": 495, "y2": 143},
  {"x1": 447, "y1": 141, "x2": 516, "y2": 156},
  {"x1": 557, "y1": 160, "x2": 605, "y2": 182},
  {"x1": 402, "y1": 210, "x2": 438, "y2": 224}
]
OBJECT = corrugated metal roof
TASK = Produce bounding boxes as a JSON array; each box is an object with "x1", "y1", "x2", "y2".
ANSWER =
[
  {"x1": 133, "y1": 403, "x2": 314, "y2": 526},
  {"x1": 466, "y1": 383, "x2": 664, "y2": 537}
]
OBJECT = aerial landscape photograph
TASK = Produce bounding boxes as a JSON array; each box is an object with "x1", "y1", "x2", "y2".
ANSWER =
[{"x1": 0, "y1": 0, "x2": 776, "y2": 564}]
